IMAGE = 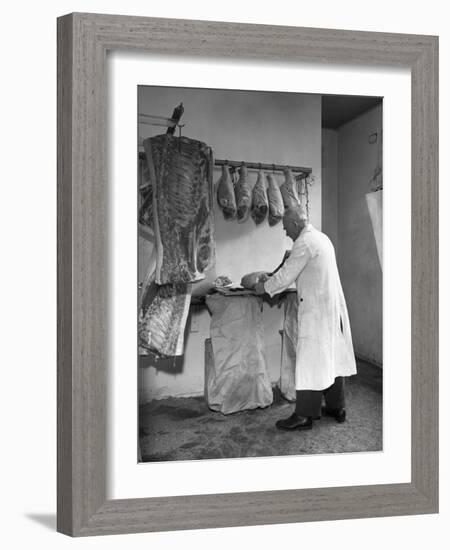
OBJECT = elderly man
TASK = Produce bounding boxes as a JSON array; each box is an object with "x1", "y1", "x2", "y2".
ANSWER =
[{"x1": 255, "y1": 206, "x2": 357, "y2": 430}]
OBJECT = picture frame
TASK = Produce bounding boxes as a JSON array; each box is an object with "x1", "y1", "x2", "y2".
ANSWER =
[{"x1": 57, "y1": 12, "x2": 438, "y2": 536}]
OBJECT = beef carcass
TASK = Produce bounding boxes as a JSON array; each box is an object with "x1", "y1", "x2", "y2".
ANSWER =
[
  {"x1": 138, "y1": 156, "x2": 153, "y2": 228},
  {"x1": 143, "y1": 134, "x2": 215, "y2": 285},
  {"x1": 251, "y1": 170, "x2": 269, "y2": 224},
  {"x1": 234, "y1": 164, "x2": 252, "y2": 223},
  {"x1": 279, "y1": 167, "x2": 300, "y2": 209},
  {"x1": 139, "y1": 269, "x2": 191, "y2": 357},
  {"x1": 216, "y1": 164, "x2": 237, "y2": 220},
  {"x1": 266, "y1": 173, "x2": 284, "y2": 226}
]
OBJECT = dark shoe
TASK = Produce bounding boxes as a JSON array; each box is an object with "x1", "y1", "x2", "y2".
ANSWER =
[
  {"x1": 275, "y1": 412, "x2": 313, "y2": 431},
  {"x1": 322, "y1": 407, "x2": 346, "y2": 423}
]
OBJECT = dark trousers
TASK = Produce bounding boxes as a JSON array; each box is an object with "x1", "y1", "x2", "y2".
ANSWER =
[{"x1": 295, "y1": 377, "x2": 345, "y2": 418}]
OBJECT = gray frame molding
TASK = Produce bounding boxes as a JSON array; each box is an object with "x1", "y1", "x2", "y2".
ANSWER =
[{"x1": 57, "y1": 13, "x2": 438, "y2": 537}]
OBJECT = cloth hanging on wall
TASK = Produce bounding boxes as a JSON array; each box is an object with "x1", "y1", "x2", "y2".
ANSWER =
[{"x1": 365, "y1": 190, "x2": 383, "y2": 270}]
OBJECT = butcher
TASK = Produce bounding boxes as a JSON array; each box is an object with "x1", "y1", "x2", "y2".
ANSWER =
[{"x1": 255, "y1": 205, "x2": 357, "y2": 430}]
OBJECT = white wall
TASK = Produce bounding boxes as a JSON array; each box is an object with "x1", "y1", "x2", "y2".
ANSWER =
[
  {"x1": 138, "y1": 86, "x2": 322, "y2": 401},
  {"x1": 337, "y1": 105, "x2": 383, "y2": 365},
  {"x1": 321, "y1": 128, "x2": 339, "y2": 251}
]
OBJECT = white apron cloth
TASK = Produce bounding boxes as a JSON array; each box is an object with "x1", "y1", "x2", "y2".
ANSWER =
[{"x1": 265, "y1": 224, "x2": 357, "y2": 390}]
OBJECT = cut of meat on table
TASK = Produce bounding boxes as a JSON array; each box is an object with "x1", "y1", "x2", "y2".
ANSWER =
[
  {"x1": 143, "y1": 134, "x2": 215, "y2": 285},
  {"x1": 234, "y1": 164, "x2": 252, "y2": 223},
  {"x1": 214, "y1": 275, "x2": 233, "y2": 288},
  {"x1": 139, "y1": 269, "x2": 191, "y2": 357},
  {"x1": 240, "y1": 271, "x2": 269, "y2": 289},
  {"x1": 251, "y1": 169, "x2": 269, "y2": 224},
  {"x1": 216, "y1": 164, "x2": 237, "y2": 220},
  {"x1": 279, "y1": 167, "x2": 300, "y2": 208},
  {"x1": 266, "y1": 173, "x2": 285, "y2": 226}
]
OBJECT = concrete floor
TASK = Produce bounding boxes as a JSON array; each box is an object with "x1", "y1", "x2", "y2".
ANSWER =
[{"x1": 139, "y1": 359, "x2": 382, "y2": 462}]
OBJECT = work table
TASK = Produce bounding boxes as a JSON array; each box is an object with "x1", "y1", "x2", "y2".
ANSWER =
[{"x1": 190, "y1": 287, "x2": 296, "y2": 306}]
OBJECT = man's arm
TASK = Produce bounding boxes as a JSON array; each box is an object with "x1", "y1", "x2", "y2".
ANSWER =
[
  {"x1": 269, "y1": 250, "x2": 291, "y2": 276},
  {"x1": 259, "y1": 241, "x2": 311, "y2": 297}
]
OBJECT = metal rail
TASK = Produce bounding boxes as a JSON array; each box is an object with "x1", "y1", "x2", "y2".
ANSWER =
[{"x1": 214, "y1": 159, "x2": 312, "y2": 176}]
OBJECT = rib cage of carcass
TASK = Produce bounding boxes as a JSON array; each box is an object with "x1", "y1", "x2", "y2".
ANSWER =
[{"x1": 143, "y1": 134, "x2": 216, "y2": 285}]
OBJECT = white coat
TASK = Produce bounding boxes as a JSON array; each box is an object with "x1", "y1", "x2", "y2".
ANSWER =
[{"x1": 264, "y1": 224, "x2": 357, "y2": 390}]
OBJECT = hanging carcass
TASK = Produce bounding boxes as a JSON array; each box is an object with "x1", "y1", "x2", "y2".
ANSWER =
[
  {"x1": 266, "y1": 173, "x2": 284, "y2": 226},
  {"x1": 234, "y1": 163, "x2": 252, "y2": 223},
  {"x1": 279, "y1": 167, "x2": 301, "y2": 208},
  {"x1": 216, "y1": 163, "x2": 237, "y2": 220},
  {"x1": 251, "y1": 169, "x2": 269, "y2": 224}
]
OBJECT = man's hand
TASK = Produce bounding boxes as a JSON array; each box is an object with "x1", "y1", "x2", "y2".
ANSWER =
[{"x1": 254, "y1": 281, "x2": 266, "y2": 295}]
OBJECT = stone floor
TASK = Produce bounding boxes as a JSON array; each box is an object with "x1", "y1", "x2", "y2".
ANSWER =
[{"x1": 139, "y1": 359, "x2": 382, "y2": 462}]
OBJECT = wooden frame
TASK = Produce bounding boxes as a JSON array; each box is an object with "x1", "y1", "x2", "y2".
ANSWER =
[{"x1": 57, "y1": 13, "x2": 438, "y2": 536}]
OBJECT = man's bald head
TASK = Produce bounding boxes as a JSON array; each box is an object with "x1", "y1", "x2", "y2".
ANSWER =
[
  {"x1": 283, "y1": 205, "x2": 308, "y2": 223},
  {"x1": 282, "y1": 205, "x2": 308, "y2": 241}
]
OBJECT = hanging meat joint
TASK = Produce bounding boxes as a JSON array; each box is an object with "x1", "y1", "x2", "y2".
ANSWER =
[
  {"x1": 216, "y1": 163, "x2": 237, "y2": 220},
  {"x1": 279, "y1": 167, "x2": 301, "y2": 208},
  {"x1": 139, "y1": 271, "x2": 191, "y2": 357},
  {"x1": 266, "y1": 173, "x2": 284, "y2": 226},
  {"x1": 234, "y1": 163, "x2": 252, "y2": 223},
  {"x1": 251, "y1": 169, "x2": 269, "y2": 224},
  {"x1": 143, "y1": 134, "x2": 216, "y2": 285}
]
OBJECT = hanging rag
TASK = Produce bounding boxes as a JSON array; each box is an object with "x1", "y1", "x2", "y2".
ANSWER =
[{"x1": 365, "y1": 190, "x2": 383, "y2": 269}]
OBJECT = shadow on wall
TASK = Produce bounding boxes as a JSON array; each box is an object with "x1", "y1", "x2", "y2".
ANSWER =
[{"x1": 139, "y1": 353, "x2": 185, "y2": 374}]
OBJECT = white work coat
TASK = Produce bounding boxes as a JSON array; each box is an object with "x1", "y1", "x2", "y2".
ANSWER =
[{"x1": 264, "y1": 224, "x2": 357, "y2": 390}]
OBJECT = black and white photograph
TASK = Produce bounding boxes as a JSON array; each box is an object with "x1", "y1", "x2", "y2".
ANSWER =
[
  {"x1": 3, "y1": 0, "x2": 444, "y2": 545},
  {"x1": 137, "y1": 86, "x2": 383, "y2": 462}
]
